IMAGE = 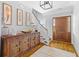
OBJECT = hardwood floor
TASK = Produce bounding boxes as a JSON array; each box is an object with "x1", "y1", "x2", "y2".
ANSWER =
[
  {"x1": 18, "y1": 40, "x2": 77, "y2": 57},
  {"x1": 49, "y1": 40, "x2": 75, "y2": 53},
  {"x1": 18, "y1": 43, "x2": 44, "y2": 57}
]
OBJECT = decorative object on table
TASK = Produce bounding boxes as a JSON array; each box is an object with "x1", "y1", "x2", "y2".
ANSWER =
[
  {"x1": 40, "y1": 1, "x2": 52, "y2": 10},
  {"x1": 17, "y1": 9, "x2": 23, "y2": 25},
  {"x1": 3, "y1": 3, "x2": 12, "y2": 25},
  {"x1": 22, "y1": 28, "x2": 32, "y2": 33}
]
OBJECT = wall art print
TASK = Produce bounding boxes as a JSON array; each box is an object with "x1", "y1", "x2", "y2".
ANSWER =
[
  {"x1": 17, "y1": 9, "x2": 23, "y2": 25},
  {"x1": 3, "y1": 3, "x2": 12, "y2": 25}
]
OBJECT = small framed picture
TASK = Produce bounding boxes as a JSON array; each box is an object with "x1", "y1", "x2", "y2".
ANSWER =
[
  {"x1": 3, "y1": 3, "x2": 12, "y2": 25},
  {"x1": 17, "y1": 9, "x2": 23, "y2": 25},
  {"x1": 27, "y1": 12, "x2": 30, "y2": 25},
  {"x1": 25, "y1": 12, "x2": 27, "y2": 25}
]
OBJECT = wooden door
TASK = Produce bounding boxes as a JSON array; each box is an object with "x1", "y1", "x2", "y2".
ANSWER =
[{"x1": 53, "y1": 16, "x2": 71, "y2": 43}]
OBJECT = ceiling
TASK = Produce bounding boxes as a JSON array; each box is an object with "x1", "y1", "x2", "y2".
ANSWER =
[{"x1": 20, "y1": 1, "x2": 72, "y2": 13}]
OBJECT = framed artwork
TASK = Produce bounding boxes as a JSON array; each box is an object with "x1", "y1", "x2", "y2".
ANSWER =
[
  {"x1": 3, "y1": 3, "x2": 12, "y2": 25},
  {"x1": 17, "y1": 9, "x2": 23, "y2": 25},
  {"x1": 27, "y1": 12, "x2": 30, "y2": 25},
  {"x1": 25, "y1": 12, "x2": 27, "y2": 25}
]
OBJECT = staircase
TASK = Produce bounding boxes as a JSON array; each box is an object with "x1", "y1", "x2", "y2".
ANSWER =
[{"x1": 32, "y1": 9, "x2": 50, "y2": 45}]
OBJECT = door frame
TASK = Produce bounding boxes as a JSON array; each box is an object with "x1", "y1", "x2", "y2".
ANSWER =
[{"x1": 52, "y1": 16, "x2": 71, "y2": 43}]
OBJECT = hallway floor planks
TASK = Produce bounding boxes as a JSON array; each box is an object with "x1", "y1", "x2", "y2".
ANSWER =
[{"x1": 49, "y1": 40, "x2": 75, "y2": 53}]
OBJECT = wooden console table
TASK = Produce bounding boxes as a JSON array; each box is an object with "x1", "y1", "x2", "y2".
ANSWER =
[{"x1": 1, "y1": 32, "x2": 40, "y2": 57}]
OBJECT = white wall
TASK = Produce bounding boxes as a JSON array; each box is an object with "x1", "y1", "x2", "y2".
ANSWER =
[
  {"x1": 0, "y1": 1, "x2": 32, "y2": 35},
  {"x1": 71, "y1": 2, "x2": 79, "y2": 56}
]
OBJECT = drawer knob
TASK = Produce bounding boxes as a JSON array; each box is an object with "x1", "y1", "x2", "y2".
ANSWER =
[{"x1": 16, "y1": 45, "x2": 18, "y2": 47}]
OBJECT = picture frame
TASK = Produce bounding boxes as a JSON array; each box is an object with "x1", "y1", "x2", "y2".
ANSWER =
[
  {"x1": 27, "y1": 12, "x2": 30, "y2": 25},
  {"x1": 25, "y1": 12, "x2": 30, "y2": 25},
  {"x1": 25, "y1": 12, "x2": 27, "y2": 25},
  {"x1": 17, "y1": 9, "x2": 23, "y2": 25},
  {"x1": 3, "y1": 3, "x2": 12, "y2": 25}
]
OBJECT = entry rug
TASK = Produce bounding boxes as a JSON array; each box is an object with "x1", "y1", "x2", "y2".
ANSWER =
[{"x1": 30, "y1": 46, "x2": 76, "y2": 57}]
